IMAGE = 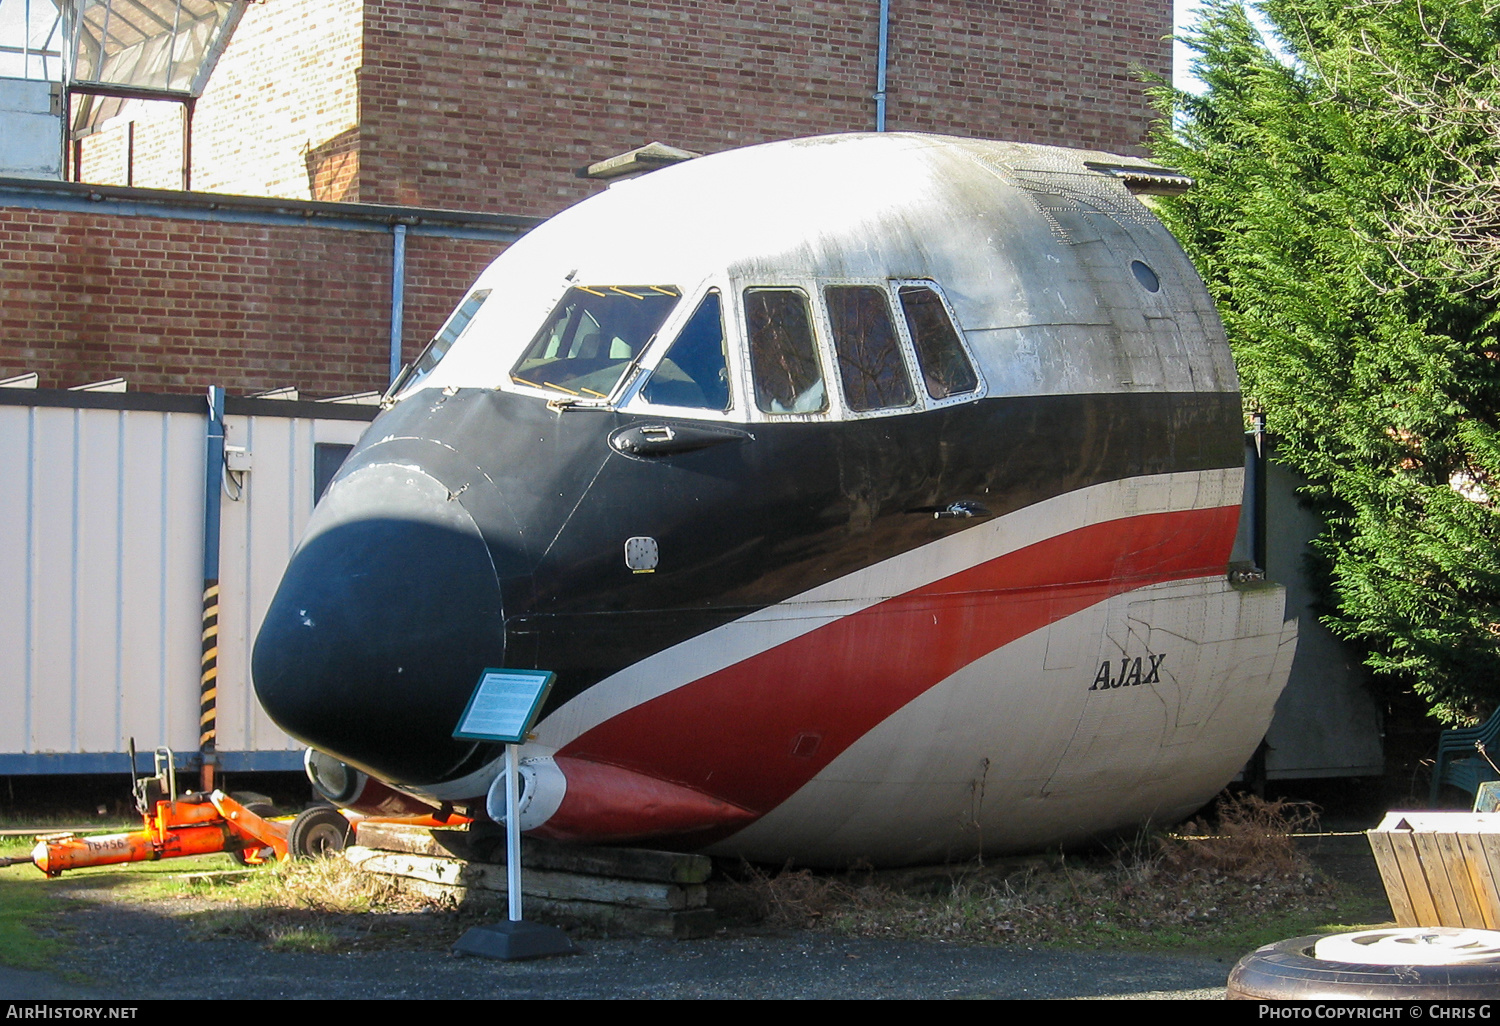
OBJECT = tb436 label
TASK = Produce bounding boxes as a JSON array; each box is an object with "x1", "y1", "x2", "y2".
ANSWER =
[{"x1": 1090, "y1": 654, "x2": 1166, "y2": 691}]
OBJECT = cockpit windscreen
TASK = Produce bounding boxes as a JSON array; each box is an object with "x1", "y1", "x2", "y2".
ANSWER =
[
  {"x1": 390, "y1": 288, "x2": 491, "y2": 397},
  {"x1": 511, "y1": 285, "x2": 680, "y2": 399}
]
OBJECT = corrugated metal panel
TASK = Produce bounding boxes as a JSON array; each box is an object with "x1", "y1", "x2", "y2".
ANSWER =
[
  {"x1": 0, "y1": 397, "x2": 370, "y2": 770},
  {"x1": 0, "y1": 406, "x2": 200, "y2": 757},
  {"x1": 0, "y1": 405, "x2": 33, "y2": 758},
  {"x1": 217, "y1": 412, "x2": 368, "y2": 756}
]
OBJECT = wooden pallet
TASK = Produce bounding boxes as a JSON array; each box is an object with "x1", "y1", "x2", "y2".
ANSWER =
[
  {"x1": 347, "y1": 821, "x2": 717, "y2": 939},
  {"x1": 1367, "y1": 811, "x2": 1500, "y2": 928}
]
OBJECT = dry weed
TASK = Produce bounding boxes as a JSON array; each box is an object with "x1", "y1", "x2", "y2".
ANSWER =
[
  {"x1": 181, "y1": 856, "x2": 461, "y2": 951},
  {"x1": 726, "y1": 862, "x2": 891, "y2": 929},
  {"x1": 183, "y1": 853, "x2": 435, "y2": 916},
  {"x1": 732, "y1": 791, "x2": 1347, "y2": 950},
  {"x1": 265, "y1": 853, "x2": 418, "y2": 913},
  {"x1": 1163, "y1": 793, "x2": 1320, "y2": 879}
]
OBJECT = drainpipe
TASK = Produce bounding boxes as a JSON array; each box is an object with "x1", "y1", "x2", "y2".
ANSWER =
[
  {"x1": 389, "y1": 223, "x2": 408, "y2": 385},
  {"x1": 199, "y1": 385, "x2": 225, "y2": 792},
  {"x1": 874, "y1": 0, "x2": 890, "y2": 131},
  {"x1": 181, "y1": 97, "x2": 195, "y2": 191}
]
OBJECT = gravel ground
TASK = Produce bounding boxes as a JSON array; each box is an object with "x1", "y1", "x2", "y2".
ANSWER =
[
  {"x1": 0, "y1": 898, "x2": 1231, "y2": 1000},
  {"x1": 0, "y1": 831, "x2": 1387, "y2": 1001}
]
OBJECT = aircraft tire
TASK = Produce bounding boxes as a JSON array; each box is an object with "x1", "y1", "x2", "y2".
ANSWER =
[
  {"x1": 287, "y1": 805, "x2": 353, "y2": 859},
  {"x1": 1227, "y1": 933, "x2": 1500, "y2": 999},
  {"x1": 228, "y1": 801, "x2": 279, "y2": 866}
]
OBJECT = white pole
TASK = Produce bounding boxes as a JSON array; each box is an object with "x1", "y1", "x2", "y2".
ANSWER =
[{"x1": 506, "y1": 742, "x2": 522, "y2": 922}]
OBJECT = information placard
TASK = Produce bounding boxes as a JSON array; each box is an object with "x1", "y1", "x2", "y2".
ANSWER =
[{"x1": 452, "y1": 668, "x2": 555, "y2": 744}]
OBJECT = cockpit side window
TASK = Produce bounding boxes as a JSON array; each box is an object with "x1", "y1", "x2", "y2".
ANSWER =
[
  {"x1": 511, "y1": 285, "x2": 680, "y2": 400},
  {"x1": 825, "y1": 285, "x2": 916, "y2": 412},
  {"x1": 391, "y1": 288, "x2": 491, "y2": 396},
  {"x1": 898, "y1": 284, "x2": 979, "y2": 400},
  {"x1": 641, "y1": 290, "x2": 731, "y2": 411},
  {"x1": 745, "y1": 288, "x2": 827, "y2": 415}
]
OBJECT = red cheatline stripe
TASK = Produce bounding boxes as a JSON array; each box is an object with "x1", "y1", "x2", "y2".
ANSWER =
[{"x1": 557, "y1": 505, "x2": 1240, "y2": 818}]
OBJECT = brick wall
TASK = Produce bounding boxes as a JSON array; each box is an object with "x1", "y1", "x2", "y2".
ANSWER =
[
  {"x1": 76, "y1": 0, "x2": 362, "y2": 201},
  {"x1": 885, "y1": 1, "x2": 1169, "y2": 147},
  {"x1": 74, "y1": 0, "x2": 1170, "y2": 216},
  {"x1": 191, "y1": 0, "x2": 364, "y2": 200},
  {"x1": 356, "y1": 0, "x2": 1172, "y2": 215},
  {"x1": 77, "y1": 99, "x2": 187, "y2": 191},
  {"x1": 40, "y1": 0, "x2": 1170, "y2": 397},
  {"x1": 0, "y1": 206, "x2": 501, "y2": 395}
]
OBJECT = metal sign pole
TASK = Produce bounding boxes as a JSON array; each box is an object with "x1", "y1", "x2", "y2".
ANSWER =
[
  {"x1": 450, "y1": 667, "x2": 573, "y2": 960},
  {"x1": 506, "y1": 741, "x2": 522, "y2": 922}
]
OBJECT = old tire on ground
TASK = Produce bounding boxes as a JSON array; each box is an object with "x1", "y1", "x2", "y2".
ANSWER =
[
  {"x1": 287, "y1": 805, "x2": 352, "y2": 858},
  {"x1": 1228, "y1": 932, "x2": 1500, "y2": 999},
  {"x1": 228, "y1": 801, "x2": 278, "y2": 866}
]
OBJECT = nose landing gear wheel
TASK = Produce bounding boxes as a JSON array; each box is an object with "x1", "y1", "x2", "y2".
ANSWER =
[{"x1": 287, "y1": 806, "x2": 352, "y2": 859}]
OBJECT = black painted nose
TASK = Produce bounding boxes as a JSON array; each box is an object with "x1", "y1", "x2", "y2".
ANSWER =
[{"x1": 252, "y1": 462, "x2": 505, "y2": 785}]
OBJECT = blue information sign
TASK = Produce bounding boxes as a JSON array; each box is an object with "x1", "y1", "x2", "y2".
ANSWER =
[{"x1": 453, "y1": 668, "x2": 555, "y2": 744}]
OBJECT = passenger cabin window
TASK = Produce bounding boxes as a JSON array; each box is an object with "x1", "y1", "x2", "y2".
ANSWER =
[
  {"x1": 825, "y1": 285, "x2": 915, "y2": 412},
  {"x1": 745, "y1": 288, "x2": 826, "y2": 414},
  {"x1": 512, "y1": 285, "x2": 680, "y2": 399},
  {"x1": 392, "y1": 288, "x2": 491, "y2": 395},
  {"x1": 898, "y1": 285, "x2": 978, "y2": 400},
  {"x1": 641, "y1": 290, "x2": 731, "y2": 411}
]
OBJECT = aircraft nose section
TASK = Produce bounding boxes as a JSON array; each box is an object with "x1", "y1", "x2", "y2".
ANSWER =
[{"x1": 252, "y1": 462, "x2": 505, "y2": 785}]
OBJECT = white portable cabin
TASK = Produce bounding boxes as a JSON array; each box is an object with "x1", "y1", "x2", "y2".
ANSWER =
[{"x1": 0, "y1": 387, "x2": 373, "y2": 774}]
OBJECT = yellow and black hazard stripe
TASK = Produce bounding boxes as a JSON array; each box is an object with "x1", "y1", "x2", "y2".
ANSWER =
[{"x1": 200, "y1": 580, "x2": 218, "y2": 752}]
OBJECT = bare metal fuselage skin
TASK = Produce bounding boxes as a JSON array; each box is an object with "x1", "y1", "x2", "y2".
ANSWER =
[{"x1": 252, "y1": 134, "x2": 1296, "y2": 866}]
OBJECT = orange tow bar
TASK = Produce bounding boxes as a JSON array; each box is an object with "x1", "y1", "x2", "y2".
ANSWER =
[
  {"x1": 3, "y1": 745, "x2": 303, "y2": 878},
  {"x1": 0, "y1": 746, "x2": 458, "y2": 878},
  {"x1": 26, "y1": 790, "x2": 290, "y2": 877}
]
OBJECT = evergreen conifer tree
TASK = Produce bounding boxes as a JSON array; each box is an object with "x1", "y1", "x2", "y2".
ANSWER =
[{"x1": 1152, "y1": 0, "x2": 1500, "y2": 722}]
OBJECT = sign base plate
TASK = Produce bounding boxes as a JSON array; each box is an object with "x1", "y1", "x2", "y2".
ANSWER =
[{"x1": 453, "y1": 919, "x2": 577, "y2": 961}]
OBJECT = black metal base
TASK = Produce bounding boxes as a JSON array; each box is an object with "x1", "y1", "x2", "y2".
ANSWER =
[{"x1": 453, "y1": 919, "x2": 577, "y2": 961}]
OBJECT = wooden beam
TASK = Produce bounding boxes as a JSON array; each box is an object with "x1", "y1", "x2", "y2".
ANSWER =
[
  {"x1": 353, "y1": 821, "x2": 712, "y2": 884},
  {"x1": 346, "y1": 847, "x2": 708, "y2": 910}
]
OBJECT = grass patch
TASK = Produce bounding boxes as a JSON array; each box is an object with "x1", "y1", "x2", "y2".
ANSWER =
[
  {"x1": 150, "y1": 855, "x2": 456, "y2": 952},
  {"x1": 0, "y1": 825, "x2": 170, "y2": 972},
  {"x1": 0, "y1": 835, "x2": 34, "y2": 860},
  {"x1": 0, "y1": 829, "x2": 456, "y2": 958},
  {"x1": 266, "y1": 926, "x2": 342, "y2": 953},
  {"x1": 0, "y1": 875, "x2": 71, "y2": 970},
  {"x1": 0, "y1": 815, "x2": 137, "y2": 833},
  {"x1": 725, "y1": 794, "x2": 1389, "y2": 956}
]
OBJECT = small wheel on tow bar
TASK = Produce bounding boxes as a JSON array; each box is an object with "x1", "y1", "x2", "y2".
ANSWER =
[
  {"x1": 287, "y1": 805, "x2": 352, "y2": 859},
  {"x1": 228, "y1": 801, "x2": 278, "y2": 866}
]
